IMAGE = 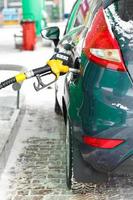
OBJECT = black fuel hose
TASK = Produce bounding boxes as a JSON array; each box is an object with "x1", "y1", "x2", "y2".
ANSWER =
[
  {"x1": 0, "y1": 65, "x2": 51, "y2": 90},
  {"x1": 0, "y1": 77, "x2": 16, "y2": 89}
]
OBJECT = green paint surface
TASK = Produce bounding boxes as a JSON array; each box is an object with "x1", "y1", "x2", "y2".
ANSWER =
[{"x1": 65, "y1": 0, "x2": 81, "y2": 33}]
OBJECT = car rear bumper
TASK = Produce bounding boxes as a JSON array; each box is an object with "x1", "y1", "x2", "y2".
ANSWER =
[
  {"x1": 111, "y1": 155, "x2": 133, "y2": 176},
  {"x1": 72, "y1": 121, "x2": 133, "y2": 174},
  {"x1": 79, "y1": 141, "x2": 133, "y2": 175},
  {"x1": 74, "y1": 143, "x2": 133, "y2": 183}
]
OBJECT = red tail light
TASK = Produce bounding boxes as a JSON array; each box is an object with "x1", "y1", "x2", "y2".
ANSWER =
[
  {"x1": 83, "y1": 136, "x2": 124, "y2": 149},
  {"x1": 83, "y1": 8, "x2": 126, "y2": 71}
]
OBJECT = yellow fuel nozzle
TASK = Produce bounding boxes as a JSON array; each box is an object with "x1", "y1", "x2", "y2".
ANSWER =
[{"x1": 47, "y1": 59, "x2": 69, "y2": 78}]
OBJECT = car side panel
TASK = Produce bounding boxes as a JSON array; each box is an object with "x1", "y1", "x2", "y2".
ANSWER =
[{"x1": 79, "y1": 54, "x2": 133, "y2": 173}]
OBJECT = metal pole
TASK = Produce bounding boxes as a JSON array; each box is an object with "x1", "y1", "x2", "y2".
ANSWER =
[
  {"x1": 4, "y1": 0, "x2": 8, "y2": 8},
  {"x1": 17, "y1": 91, "x2": 20, "y2": 109}
]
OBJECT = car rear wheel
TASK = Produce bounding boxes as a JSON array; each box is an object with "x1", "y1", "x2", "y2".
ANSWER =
[
  {"x1": 65, "y1": 118, "x2": 92, "y2": 192},
  {"x1": 65, "y1": 118, "x2": 107, "y2": 193}
]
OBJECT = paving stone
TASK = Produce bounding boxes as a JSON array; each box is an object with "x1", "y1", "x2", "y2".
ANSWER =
[
  {"x1": 1, "y1": 103, "x2": 133, "y2": 200},
  {"x1": 1, "y1": 80, "x2": 133, "y2": 200}
]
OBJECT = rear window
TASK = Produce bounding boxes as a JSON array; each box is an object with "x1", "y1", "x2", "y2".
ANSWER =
[
  {"x1": 105, "y1": 0, "x2": 133, "y2": 78},
  {"x1": 114, "y1": 0, "x2": 133, "y2": 21},
  {"x1": 104, "y1": 0, "x2": 133, "y2": 21}
]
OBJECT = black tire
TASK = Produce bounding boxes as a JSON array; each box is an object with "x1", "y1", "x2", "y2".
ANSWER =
[
  {"x1": 65, "y1": 119, "x2": 107, "y2": 193},
  {"x1": 65, "y1": 119, "x2": 97, "y2": 193},
  {"x1": 66, "y1": 118, "x2": 72, "y2": 189}
]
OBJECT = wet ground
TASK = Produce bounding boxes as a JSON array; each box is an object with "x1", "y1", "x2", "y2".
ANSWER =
[
  {"x1": 0, "y1": 25, "x2": 133, "y2": 200},
  {"x1": 0, "y1": 85, "x2": 133, "y2": 200}
]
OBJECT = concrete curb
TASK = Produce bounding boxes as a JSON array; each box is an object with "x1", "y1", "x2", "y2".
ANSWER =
[
  {"x1": 0, "y1": 64, "x2": 26, "y2": 177},
  {"x1": 0, "y1": 108, "x2": 20, "y2": 175},
  {"x1": 0, "y1": 105, "x2": 25, "y2": 177}
]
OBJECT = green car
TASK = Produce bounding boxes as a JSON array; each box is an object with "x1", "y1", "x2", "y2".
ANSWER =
[{"x1": 42, "y1": 0, "x2": 133, "y2": 190}]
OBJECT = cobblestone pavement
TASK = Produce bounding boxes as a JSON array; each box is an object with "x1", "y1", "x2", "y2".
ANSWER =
[
  {"x1": 0, "y1": 86, "x2": 133, "y2": 200},
  {"x1": 0, "y1": 26, "x2": 133, "y2": 200}
]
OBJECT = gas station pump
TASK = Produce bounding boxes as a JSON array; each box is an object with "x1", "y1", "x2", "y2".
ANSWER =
[{"x1": 21, "y1": 0, "x2": 44, "y2": 50}]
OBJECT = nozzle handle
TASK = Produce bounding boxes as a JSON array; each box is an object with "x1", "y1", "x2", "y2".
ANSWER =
[{"x1": 33, "y1": 65, "x2": 51, "y2": 76}]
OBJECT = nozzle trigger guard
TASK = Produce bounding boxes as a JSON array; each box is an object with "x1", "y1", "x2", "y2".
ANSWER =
[{"x1": 33, "y1": 74, "x2": 56, "y2": 91}]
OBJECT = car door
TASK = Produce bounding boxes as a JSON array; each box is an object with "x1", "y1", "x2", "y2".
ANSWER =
[{"x1": 56, "y1": 0, "x2": 92, "y2": 108}]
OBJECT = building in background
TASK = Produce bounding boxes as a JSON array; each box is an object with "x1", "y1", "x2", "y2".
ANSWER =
[
  {"x1": 0, "y1": 0, "x2": 4, "y2": 10},
  {"x1": 0, "y1": 0, "x2": 21, "y2": 10},
  {"x1": 0, "y1": 0, "x2": 22, "y2": 25},
  {"x1": 45, "y1": 0, "x2": 76, "y2": 22},
  {"x1": 45, "y1": 0, "x2": 62, "y2": 22},
  {"x1": 0, "y1": 0, "x2": 76, "y2": 26}
]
